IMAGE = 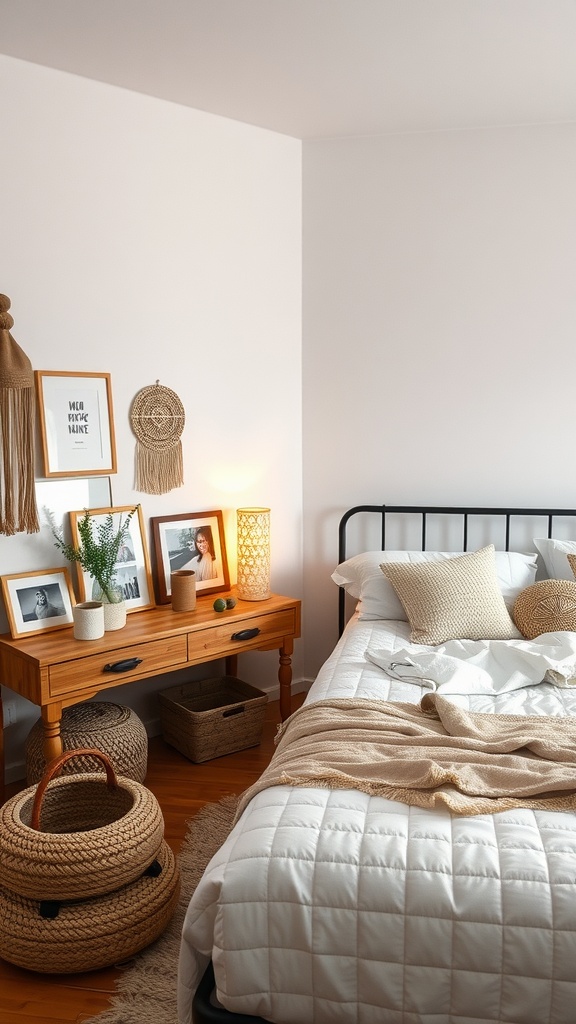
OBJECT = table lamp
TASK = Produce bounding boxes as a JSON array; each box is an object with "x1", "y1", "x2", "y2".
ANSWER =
[{"x1": 236, "y1": 507, "x2": 271, "y2": 601}]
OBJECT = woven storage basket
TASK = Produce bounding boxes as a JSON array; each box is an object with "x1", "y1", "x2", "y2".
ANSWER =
[
  {"x1": 0, "y1": 837, "x2": 180, "y2": 973},
  {"x1": 25, "y1": 701, "x2": 148, "y2": 785},
  {"x1": 159, "y1": 675, "x2": 268, "y2": 763},
  {"x1": 0, "y1": 748, "x2": 164, "y2": 900},
  {"x1": 513, "y1": 578, "x2": 576, "y2": 639}
]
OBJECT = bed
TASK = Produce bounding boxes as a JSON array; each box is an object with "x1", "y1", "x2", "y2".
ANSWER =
[{"x1": 178, "y1": 504, "x2": 576, "y2": 1024}]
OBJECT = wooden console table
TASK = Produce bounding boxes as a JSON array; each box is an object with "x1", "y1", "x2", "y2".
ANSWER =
[{"x1": 0, "y1": 590, "x2": 300, "y2": 801}]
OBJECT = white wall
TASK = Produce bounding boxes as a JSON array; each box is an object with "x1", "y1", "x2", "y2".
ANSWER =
[
  {"x1": 0, "y1": 56, "x2": 302, "y2": 780},
  {"x1": 303, "y1": 123, "x2": 576, "y2": 673},
  {"x1": 4, "y1": 54, "x2": 576, "y2": 781}
]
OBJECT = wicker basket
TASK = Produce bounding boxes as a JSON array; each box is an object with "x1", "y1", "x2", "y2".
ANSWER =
[
  {"x1": 25, "y1": 701, "x2": 148, "y2": 785},
  {"x1": 0, "y1": 837, "x2": 180, "y2": 973},
  {"x1": 159, "y1": 676, "x2": 268, "y2": 763},
  {"x1": 0, "y1": 749, "x2": 164, "y2": 901}
]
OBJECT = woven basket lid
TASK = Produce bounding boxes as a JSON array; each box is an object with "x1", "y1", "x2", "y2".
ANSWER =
[{"x1": 513, "y1": 578, "x2": 576, "y2": 639}]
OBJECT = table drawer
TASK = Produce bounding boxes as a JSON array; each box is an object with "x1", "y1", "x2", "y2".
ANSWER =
[
  {"x1": 188, "y1": 609, "x2": 296, "y2": 661},
  {"x1": 49, "y1": 635, "x2": 188, "y2": 697}
]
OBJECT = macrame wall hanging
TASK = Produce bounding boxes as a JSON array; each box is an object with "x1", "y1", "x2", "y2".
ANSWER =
[
  {"x1": 0, "y1": 294, "x2": 39, "y2": 535},
  {"x1": 130, "y1": 381, "x2": 185, "y2": 495}
]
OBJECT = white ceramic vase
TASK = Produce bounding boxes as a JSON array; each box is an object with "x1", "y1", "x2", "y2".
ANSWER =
[
  {"x1": 73, "y1": 602, "x2": 105, "y2": 641},
  {"x1": 92, "y1": 583, "x2": 127, "y2": 631}
]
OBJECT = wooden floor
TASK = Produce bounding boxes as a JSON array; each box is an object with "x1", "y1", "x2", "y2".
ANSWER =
[{"x1": 0, "y1": 694, "x2": 304, "y2": 1024}]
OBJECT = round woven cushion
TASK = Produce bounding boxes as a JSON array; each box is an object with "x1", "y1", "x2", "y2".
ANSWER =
[
  {"x1": 513, "y1": 579, "x2": 576, "y2": 639},
  {"x1": 0, "y1": 838, "x2": 180, "y2": 973},
  {"x1": 25, "y1": 702, "x2": 148, "y2": 785},
  {"x1": 0, "y1": 771, "x2": 165, "y2": 900}
]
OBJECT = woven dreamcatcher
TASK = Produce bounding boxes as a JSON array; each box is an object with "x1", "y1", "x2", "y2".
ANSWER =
[
  {"x1": 0, "y1": 294, "x2": 39, "y2": 535},
  {"x1": 130, "y1": 381, "x2": 185, "y2": 495}
]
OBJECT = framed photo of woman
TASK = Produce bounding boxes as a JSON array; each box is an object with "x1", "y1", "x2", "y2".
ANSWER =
[{"x1": 151, "y1": 510, "x2": 230, "y2": 603}]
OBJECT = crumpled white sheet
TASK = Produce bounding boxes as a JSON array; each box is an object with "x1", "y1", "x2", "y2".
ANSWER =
[{"x1": 365, "y1": 630, "x2": 576, "y2": 695}]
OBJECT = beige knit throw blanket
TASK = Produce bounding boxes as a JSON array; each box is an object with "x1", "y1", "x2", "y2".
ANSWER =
[{"x1": 234, "y1": 696, "x2": 576, "y2": 821}]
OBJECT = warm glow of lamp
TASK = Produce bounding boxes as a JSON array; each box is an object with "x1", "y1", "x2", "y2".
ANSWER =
[{"x1": 236, "y1": 507, "x2": 271, "y2": 601}]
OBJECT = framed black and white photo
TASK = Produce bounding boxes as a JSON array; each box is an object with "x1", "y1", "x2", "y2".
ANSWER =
[
  {"x1": 35, "y1": 370, "x2": 117, "y2": 477},
  {"x1": 69, "y1": 505, "x2": 155, "y2": 612},
  {"x1": 1, "y1": 568, "x2": 75, "y2": 639},
  {"x1": 151, "y1": 510, "x2": 230, "y2": 603}
]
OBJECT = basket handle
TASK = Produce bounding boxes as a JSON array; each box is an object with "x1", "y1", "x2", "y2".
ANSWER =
[{"x1": 30, "y1": 747, "x2": 118, "y2": 832}]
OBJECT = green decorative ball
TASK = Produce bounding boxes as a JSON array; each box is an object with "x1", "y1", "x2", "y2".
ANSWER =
[
  {"x1": 213, "y1": 598, "x2": 227, "y2": 613},
  {"x1": 225, "y1": 597, "x2": 237, "y2": 609}
]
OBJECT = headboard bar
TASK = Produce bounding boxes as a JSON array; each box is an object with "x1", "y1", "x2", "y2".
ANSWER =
[{"x1": 337, "y1": 504, "x2": 576, "y2": 636}]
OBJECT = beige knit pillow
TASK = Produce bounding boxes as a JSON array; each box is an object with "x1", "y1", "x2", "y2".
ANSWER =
[{"x1": 380, "y1": 545, "x2": 519, "y2": 645}]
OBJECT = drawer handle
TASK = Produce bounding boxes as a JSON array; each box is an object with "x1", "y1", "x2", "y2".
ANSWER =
[
  {"x1": 230, "y1": 627, "x2": 260, "y2": 642},
  {"x1": 103, "y1": 657, "x2": 143, "y2": 673}
]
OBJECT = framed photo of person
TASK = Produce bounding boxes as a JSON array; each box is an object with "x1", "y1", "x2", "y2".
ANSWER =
[
  {"x1": 151, "y1": 510, "x2": 230, "y2": 603},
  {"x1": 35, "y1": 370, "x2": 117, "y2": 477},
  {"x1": 1, "y1": 568, "x2": 76, "y2": 639},
  {"x1": 69, "y1": 505, "x2": 155, "y2": 613}
]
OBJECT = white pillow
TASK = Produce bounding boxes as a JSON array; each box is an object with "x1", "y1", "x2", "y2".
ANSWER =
[
  {"x1": 332, "y1": 548, "x2": 538, "y2": 621},
  {"x1": 533, "y1": 538, "x2": 576, "y2": 581}
]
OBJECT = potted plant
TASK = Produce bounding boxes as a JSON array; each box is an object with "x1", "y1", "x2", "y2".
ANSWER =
[{"x1": 46, "y1": 506, "x2": 138, "y2": 631}]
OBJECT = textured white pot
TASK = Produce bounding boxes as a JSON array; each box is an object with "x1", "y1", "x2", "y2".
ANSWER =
[
  {"x1": 73, "y1": 602, "x2": 105, "y2": 641},
  {"x1": 102, "y1": 598, "x2": 127, "y2": 631},
  {"x1": 92, "y1": 583, "x2": 127, "y2": 631}
]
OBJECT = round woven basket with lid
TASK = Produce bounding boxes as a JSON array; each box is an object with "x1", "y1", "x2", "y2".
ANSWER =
[
  {"x1": 0, "y1": 749, "x2": 164, "y2": 900},
  {"x1": 0, "y1": 837, "x2": 180, "y2": 973},
  {"x1": 25, "y1": 701, "x2": 148, "y2": 785}
]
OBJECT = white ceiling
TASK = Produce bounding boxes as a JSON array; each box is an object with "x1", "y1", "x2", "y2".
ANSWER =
[{"x1": 2, "y1": 0, "x2": 576, "y2": 140}]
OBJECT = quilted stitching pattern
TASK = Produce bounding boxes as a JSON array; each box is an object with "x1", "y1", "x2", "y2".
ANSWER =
[
  {"x1": 181, "y1": 789, "x2": 576, "y2": 1023},
  {"x1": 178, "y1": 619, "x2": 576, "y2": 1024}
]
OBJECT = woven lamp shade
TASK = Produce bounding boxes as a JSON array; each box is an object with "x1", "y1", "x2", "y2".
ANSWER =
[
  {"x1": 236, "y1": 507, "x2": 271, "y2": 601},
  {"x1": 513, "y1": 579, "x2": 576, "y2": 639}
]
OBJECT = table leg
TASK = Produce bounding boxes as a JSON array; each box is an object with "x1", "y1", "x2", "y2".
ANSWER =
[
  {"x1": 41, "y1": 704, "x2": 64, "y2": 763},
  {"x1": 225, "y1": 654, "x2": 238, "y2": 677},
  {"x1": 279, "y1": 638, "x2": 294, "y2": 721},
  {"x1": 0, "y1": 691, "x2": 4, "y2": 804}
]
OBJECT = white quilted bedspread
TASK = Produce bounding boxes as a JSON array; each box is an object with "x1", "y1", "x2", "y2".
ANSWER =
[{"x1": 178, "y1": 619, "x2": 576, "y2": 1024}]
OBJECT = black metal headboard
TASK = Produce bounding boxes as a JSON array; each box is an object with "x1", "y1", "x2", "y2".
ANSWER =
[{"x1": 337, "y1": 504, "x2": 576, "y2": 636}]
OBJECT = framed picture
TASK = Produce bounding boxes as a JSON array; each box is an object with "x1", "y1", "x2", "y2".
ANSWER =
[
  {"x1": 35, "y1": 370, "x2": 117, "y2": 477},
  {"x1": 1, "y1": 568, "x2": 76, "y2": 639},
  {"x1": 151, "y1": 510, "x2": 230, "y2": 603},
  {"x1": 69, "y1": 505, "x2": 155, "y2": 613}
]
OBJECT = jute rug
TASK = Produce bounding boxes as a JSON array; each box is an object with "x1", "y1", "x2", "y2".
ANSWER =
[{"x1": 83, "y1": 794, "x2": 238, "y2": 1024}]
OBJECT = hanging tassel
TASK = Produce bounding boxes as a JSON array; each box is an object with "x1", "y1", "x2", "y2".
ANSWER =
[
  {"x1": 134, "y1": 439, "x2": 184, "y2": 495},
  {"x1": 0, "y1": 295, "x2": 39, "y2": 535}
]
